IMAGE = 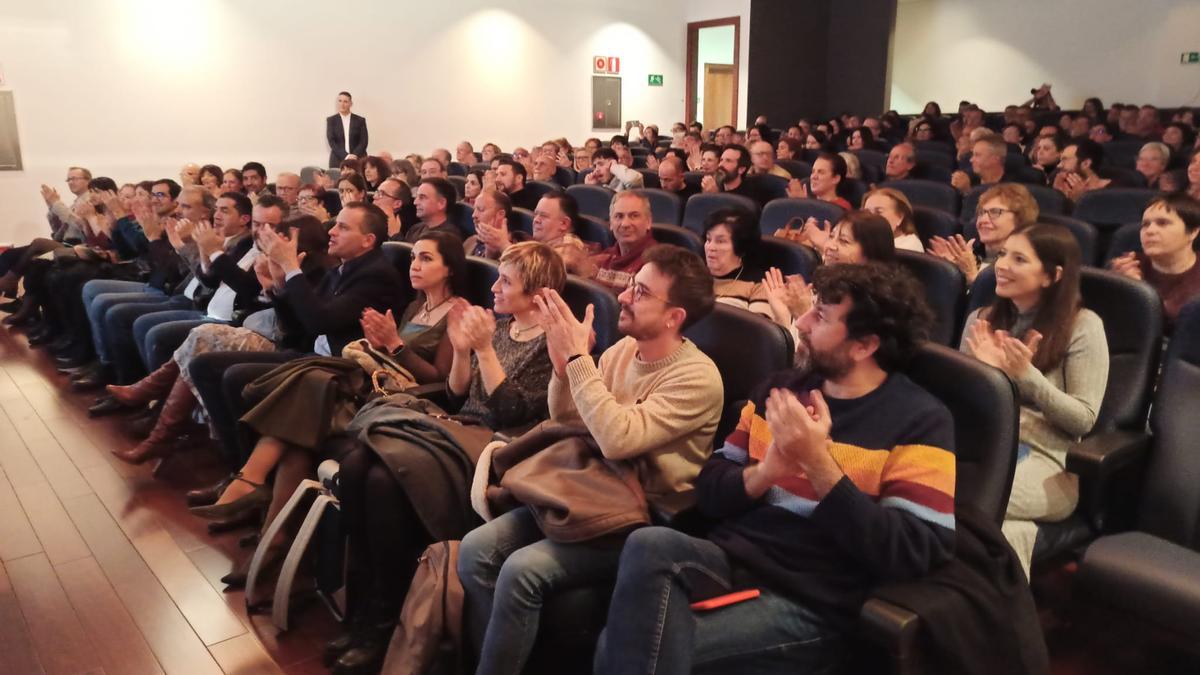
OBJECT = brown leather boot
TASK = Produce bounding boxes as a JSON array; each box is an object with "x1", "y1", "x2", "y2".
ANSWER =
[
  {"x1": 112, "y1": 377, "x2": 195, "y2": 465},
  {"x1": 106, "y1": 360, "x2": 180, "y2": 408}
]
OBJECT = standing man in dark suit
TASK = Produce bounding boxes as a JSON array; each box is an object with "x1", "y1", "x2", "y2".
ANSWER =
[{"x1": 326, "y1": 91, "x2": 369, "y2": 168}]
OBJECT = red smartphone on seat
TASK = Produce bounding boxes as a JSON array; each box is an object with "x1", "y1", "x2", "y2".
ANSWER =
[{"x1": 690, "y1": 588, "x2": 761, "y2": 611}]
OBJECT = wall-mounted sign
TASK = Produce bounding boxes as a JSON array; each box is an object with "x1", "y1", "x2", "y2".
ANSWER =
[
  {"x1": 648, "y1": 74, "x2": 664, "y2": 86},
  {"x1": 593, "y1": 56, "x2": 620, "y2": 74},
  {"x1": 1182, "y1": 51, "x2": 1200, "y2": 64}
]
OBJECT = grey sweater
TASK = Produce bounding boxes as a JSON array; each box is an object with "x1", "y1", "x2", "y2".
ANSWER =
[{"x1": 961, "y1": 307, "x2": 1109, "y2": 468}]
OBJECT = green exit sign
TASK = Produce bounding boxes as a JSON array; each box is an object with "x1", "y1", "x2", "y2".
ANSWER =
[
  {"x1": 1183, "y1": 52, "x2": 1200, "y2": 64},
  {"x1": 648, "y1": 74, "x2": 664, "y2": 86}
]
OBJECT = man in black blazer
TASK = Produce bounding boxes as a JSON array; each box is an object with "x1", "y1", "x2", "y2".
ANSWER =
[
  {"x1": 259, "y1": 200, "x2": 403, "y2": 356},
  {"x1": 326, "y1": 91, "x2": 369, "y2": 168}
]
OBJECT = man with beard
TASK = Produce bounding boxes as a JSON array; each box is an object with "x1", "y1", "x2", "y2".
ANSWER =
[
  {"x1": 594, "y1": 262, "x2": 957, "y2": 675},
  {"x1": 459, "y1": 244, "x2": 722, "y2": 675}
]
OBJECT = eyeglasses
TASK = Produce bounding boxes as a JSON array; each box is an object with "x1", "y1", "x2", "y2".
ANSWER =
[
  {"x1": 978, "y1": 207, "x2": 1014, "y2": 219},
  {"x1": 151, "y1": 191, "x2": 169, "y2": 198},
  {"x1": 298, "y1": 195, "x2": 318, "y2": 203},
  {"x1": 374, "y1": 191, "x2": 403, "y2": 201},
  {"x1": 627, "y1": 280, "x2": 673, "y2": 305}
]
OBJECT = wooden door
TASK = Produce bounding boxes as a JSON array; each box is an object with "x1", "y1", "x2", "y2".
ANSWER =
[{"x1": 703, "y1": 64, "x2": 735, "y2": 129}]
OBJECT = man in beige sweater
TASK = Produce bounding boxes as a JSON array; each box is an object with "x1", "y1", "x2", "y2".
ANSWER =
[{"x1": 459, "y1": 244, "x2": 724, "y2": 675}]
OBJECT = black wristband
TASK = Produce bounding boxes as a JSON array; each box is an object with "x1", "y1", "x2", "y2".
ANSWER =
[{"x1": 566, "y1": 353, "x2": 587, "y2": 365}]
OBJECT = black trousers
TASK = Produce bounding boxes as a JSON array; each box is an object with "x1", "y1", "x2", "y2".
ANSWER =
[{"x1": 187, "y1": 350, "x2": 298, "y2": 468}]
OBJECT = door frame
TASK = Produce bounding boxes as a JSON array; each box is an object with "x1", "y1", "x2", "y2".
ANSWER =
[{"x1": 686, "y1": 16, "x2": 740, "y2": 129}]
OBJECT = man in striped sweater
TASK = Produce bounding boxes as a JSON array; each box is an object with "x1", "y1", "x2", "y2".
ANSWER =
[{"x1": 595, "y1": 262, "x2": 957, "y2": 675}]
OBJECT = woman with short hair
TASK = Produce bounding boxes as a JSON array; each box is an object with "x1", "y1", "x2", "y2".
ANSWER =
[{"x1": 930, "y1": 182, "x2": 1039, "y2": 284}]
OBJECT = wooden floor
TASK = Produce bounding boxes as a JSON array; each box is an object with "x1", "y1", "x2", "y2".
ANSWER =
[
  {"x1": 1, "y1": 316, "x2": 1196, "y2": 675},
  {"x1": 0, "y1": 325, "x2": 338, "y2": 675}
]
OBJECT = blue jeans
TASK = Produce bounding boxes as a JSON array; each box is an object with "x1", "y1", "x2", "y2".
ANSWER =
[
  {"x1": 84, "y1": 281, "x2": 166, "y2": 362},
  {"x1": 131, "y1": 309, "x2": 206, "y2": 371},
  {"x1": 104, "y1": 296, "x2": 193, "y2": 382},
  {"x1": 457, "y1": 507, "x2": 623, "y2": 675},
  {"x1": 594, "y1": 527, "x2": 843, "y2": 675}
]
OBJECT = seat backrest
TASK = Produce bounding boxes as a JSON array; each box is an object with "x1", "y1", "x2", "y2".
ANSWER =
[
  {"x1": 914, "y1": 140, "x2": 955, "y2": 157},
  {"x1": 756, "y1": 236, "x2": 819, "y2": 279},
  {"x1": 470, "y1": 162, "x2": 491, "y2": 173},
  {"x1": 381, "y1": 241, "x2": 415, "y2": 302},
  {"x1": 968, "y1": 266, "x2": 1162, "y2": 433},
  {"x1": 904, "y1": 343, "x2": 1019, "y2": 523},
  {"x1": 448, "y1": 161, "x2": 468, "y2": 177},
  {"x1": 759, "y1": 198, "x2": 847, "y2": 237},
  {"x1": 650, "y1": 224, "x2": 702, "y2": 256},
  {"x1": 642, "y1": 188, "x2": 684, "y2": 226},
  {"x1": 525, "y1": 181, "x2": 562, "y2": 204},
  {"x1": 1024, "y1": 183, "x2": 1067, "y2": 216},
  {"x1": 1100, "y1": 140, "x2": 1144, "y2": 170},
  {"x1": 683, "y1": 304, "x2": 794, "y2": 442},
  {"x1": 759, "y1": 175, "x2": 790, "y2": 202},
  {"x1": 561, "y1": 274, "x2": 622, "y2": 354},
  {"x1": 889, "y1": 179, "x2": 961, "y2": 215},
  {"x1": 565, "y1": 185, "x2": 615, "y2": 223},
  {"x1": 1103, "y1": 221, "x2": 1142, "y2": 265},
  {"x1": 682, "y1": 171, "x2": 705, "y2": 189},
  {"x1": 574, "y1": 168, "x2": 594, "y2": 185},
  {"x1": 464, "y1": 256, "x2": 500, "y2": 309},
  {"x1": 635, "y1": 168, "x2": 661, "y2": 189},
  {"x1": 911, "y1": 206, "x2": 960, "y2": 246},
  {"x1": 913, "y1": 164, "x2": 954, "y2": 184},
  {"x1": 681, "y1": 193, "x2": 759, "y2": 236},
  {"x1": 854, "y1": 149, "x2": 887, "y2": 177},
  {"x1": 446, "y1": 175, "x2": 467, "y2": 200},
  {"x1": 778, "y1": 159, "x2": 811, "y2": 179},
  {"x1": 895, "y1": 250, "x2": 966, "y2": 346},
  {"x1": 1039, "y1": 213, "x2": 1100, "y2": 267},
  {"x1": 1138, "y1": 300, "x2": 1200, "y2": 546},
  {"x1": 576, "y1": 214, "x2": 612, "y2": 247},
  {"x1": 552, "y1": 166, "x2": 576, "y2": 189},
  {"x1": 510, "y1": 208, "x2": 535, "y2": 236},
  {"x1": 915, "y1": 149, "x2": 955, "y2": 171},
  {"x1": 841, "y1": 178, "x2": 868, "y2": 209},
  {"x1": 451, "y1": 201, "x2": 476, "y2": 237},
  {"x1": 1073, "y1": 188, "x2": 1158, "y2": 231}
]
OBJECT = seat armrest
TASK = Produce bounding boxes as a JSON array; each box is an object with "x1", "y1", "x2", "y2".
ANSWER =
[
  {"x1": 859, "y1": 597, "x2": 921, "y2": 658},
  {"x1": 1066, "y1": 430, "x2": 1151, "y2": 531}
]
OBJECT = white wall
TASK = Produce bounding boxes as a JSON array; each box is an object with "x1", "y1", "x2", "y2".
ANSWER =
[
  {"x1": 891, "y1": 0, "x2": 1200, "y2": 114},
  {"x1": 686, "y1": 0, "x2": 751, "y2": 128},
  {"x1": 695, "y1": 24, "x2": 736, "y2": 128},
  {"x1": 0, "y1": 0, "x2": 693, "y2": 243}
]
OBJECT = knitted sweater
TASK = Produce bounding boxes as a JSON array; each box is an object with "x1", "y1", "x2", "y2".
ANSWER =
[
  {"x1": 960, "y1": 307, "x2": 1109, "y2": 468},
  {"x1": 700, "y1": 370, "x2": 957, "y2": 631},
  {"x1": 549, "y1": 336, "x2": 723, "y2": 516}
]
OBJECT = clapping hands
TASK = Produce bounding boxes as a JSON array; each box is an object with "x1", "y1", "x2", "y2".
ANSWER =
[{"x1": 964, "y1": 318, "x2": 1042, "y2": 378}]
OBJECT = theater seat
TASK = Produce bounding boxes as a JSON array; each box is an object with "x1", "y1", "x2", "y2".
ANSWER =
[
  {"x1": 448, "y1": 161, "x2": 468, "y2": 177},
  {"x1": 525, "y1": 305, "x2": 795, "y2": 675},
  {"x1": 853, "y1": 150, "x2": 887, "y2": 183},
  {"x1": 842, "y1": 178, "x2": 868, "y2": 209},
  {"x1": 888, "y1": 179, "x2": 961, "y2": 215},
  {"x1": 510, "y1": 208, "x2": 535, "y2": 236},
  {"x1": 451, "y1": 201, "x2": 476, "y2": 237},
  {"x1": 895, "y1": 250, "x2": 966, "y2": 346},
  {"x1": 759, "y1": 198, "x2": 847, "y2": 237},
  {"x1": 680, "y1": 193, "x2": 758, "y2": 236},
  {"x1": 1040, "y1": 213, "x2": 1100, "y2": 267},
  {"x1": 471, "y1": 162, "x2": 490, "y2": 173},
  {"x1": 574, "y1": 168, "x2": 593, "y2": 185},
  {"x1": 1073, "y1": 188, "x2": 1158, "y2": 232},
  {"x1": 1075, "y1": 301, "x2": 1200, "y2": 645},
  {"x1": 759, "y1": 175, "x2": 790, "y2": 202},
  {"x1": 464, "y1": 256, "x2": 500, "y2": 309},
  {"x1": 525, "y1": 180, "x2": 562, "y2": 204},
  {"x1": 635, "y1": 168, "x2": 661, "y2": 189},
  {"x1": 915, "y1": 149, "x2": 955, "y2": 171},
  {"x1": 859, "y1": 342, "x2": 1019, "y2": 674},
  {"x1": 566, "y1": 185, "x2": 614, "y2": 223},
  {"x1": 650, "y1": 224, "x2": 702, "y2": 256},
  {"x1": 757, "y1": 236, "x2": 818, "y2": 279},
  {"x1": 446, "y1": 175, "x2": 466, "y2": 200},
  {"x1": 552, "y1": 166, "x2": 576, "y2": 189},
  {"x1": 912, "y1": 206, "x2": 959, "y2": 246},
  {"x1": 642, "y1": 188, "x2": 684, "y2": 225},
  {"x1": 561, "y1": 275, "x2": 621, "y2": 354},
  {"x1": 1104, "y1": 222, "x2": 1142, "y2": 265},
  {"x1": 576, "y1": 215, "x2": 611, "y2": 247},
  {"x1": 778, "y1": 159, "x2": 811, "y2": 179},
  {"x1": 968, "y1": 267, "x2": 1164, "y2": 565}
]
